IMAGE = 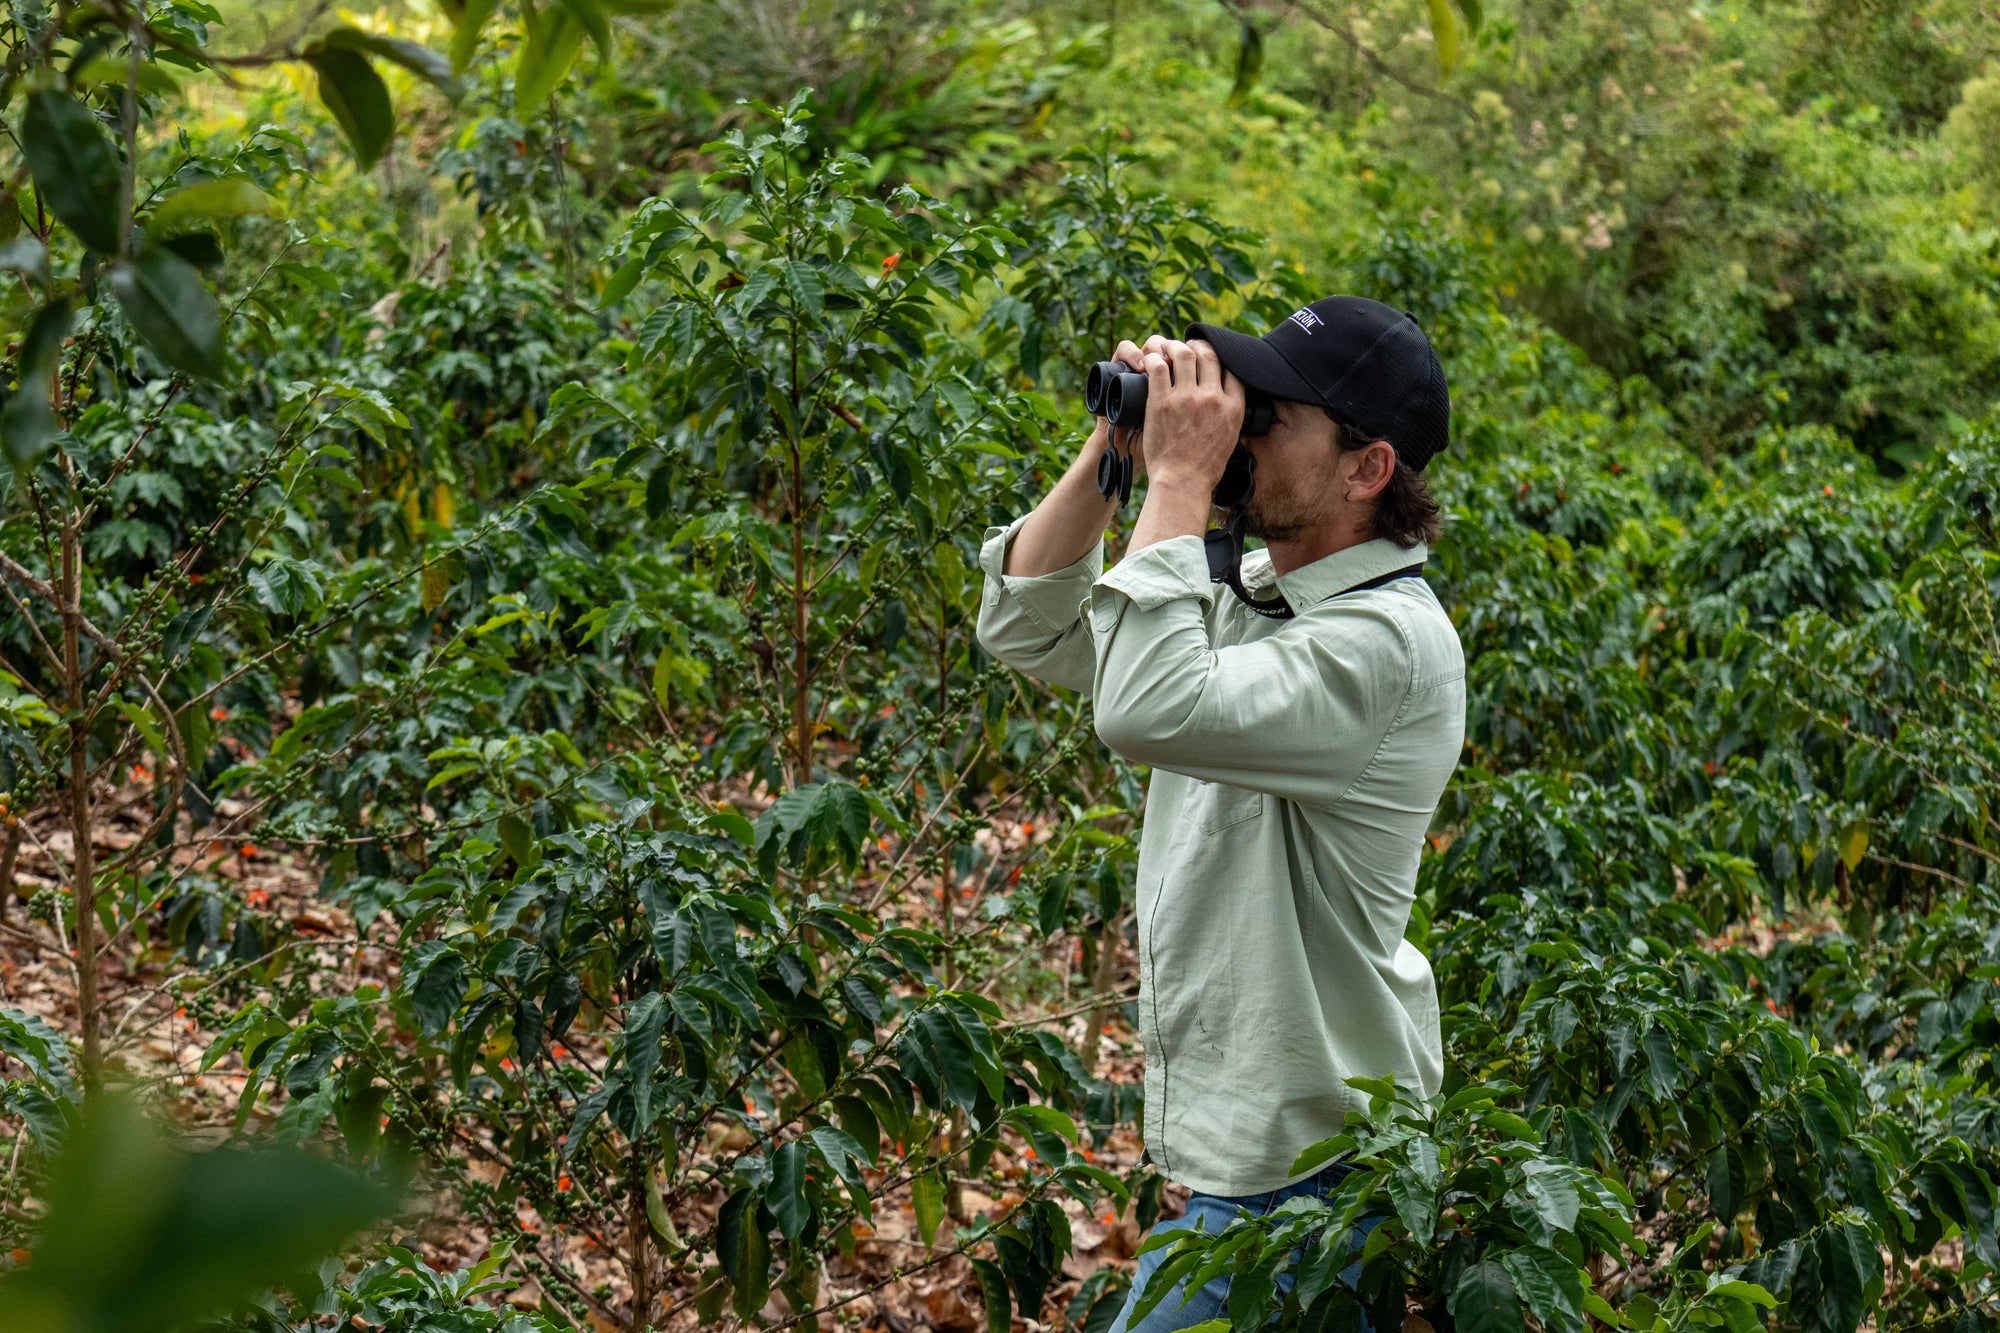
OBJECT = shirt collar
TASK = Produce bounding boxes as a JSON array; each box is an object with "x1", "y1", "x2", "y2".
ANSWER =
[{"x1": 1239, "y1": 537, "x2": 1430, "y2": 611}]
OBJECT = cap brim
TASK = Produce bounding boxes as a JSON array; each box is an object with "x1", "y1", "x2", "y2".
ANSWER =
[{"x1": 1185, "y1": 322, "x2": 1320, "y2": 403}]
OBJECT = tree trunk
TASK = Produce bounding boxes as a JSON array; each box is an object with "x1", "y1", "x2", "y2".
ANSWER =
[
  {"x1": 1079, "y1": 914, "x2": 1125, "y2": 1076},
  {"x1": 61, "y1": 494, "x2": 100, "y2": 1090}
]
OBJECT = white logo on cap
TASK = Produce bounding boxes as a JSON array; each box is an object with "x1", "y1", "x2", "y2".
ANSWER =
[{"x1": 1287, "y1": 307, "x2": 1323, "y2": 335}]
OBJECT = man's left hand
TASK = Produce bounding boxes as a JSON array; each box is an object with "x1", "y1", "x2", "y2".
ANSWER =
[{"x1": 1137, "y1": 338, "x2": 1244, "y2": 493}]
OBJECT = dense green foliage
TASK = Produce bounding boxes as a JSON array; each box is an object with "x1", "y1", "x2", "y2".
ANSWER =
[{"x1": 2, "y1": 1, "x2": 1998, "y2": 1331}]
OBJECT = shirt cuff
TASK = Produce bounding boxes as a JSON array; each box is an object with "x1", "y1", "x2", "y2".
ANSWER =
[
  {"x1": 978, "y1": 515, "x2": 1104, "y2": 637},
  {"x1": 1090, "y1": 534, "x2": 1216, "y2": 630}
]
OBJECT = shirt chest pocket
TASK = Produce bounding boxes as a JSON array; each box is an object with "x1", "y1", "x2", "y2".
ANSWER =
[{"x1": 1194, "y1": 780, "x2": 1264, "y2": 834}]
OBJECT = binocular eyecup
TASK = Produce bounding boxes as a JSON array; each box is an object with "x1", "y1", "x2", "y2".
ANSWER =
[{"x1": 1085, "y1": 359, "x2": 1276, "y2": 436}]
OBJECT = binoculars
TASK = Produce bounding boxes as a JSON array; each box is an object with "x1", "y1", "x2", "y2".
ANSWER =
[
  {"x1": 1084, "y1": 358, "x2": 1277, "y2": 435},
  {"x1": 1086, "y1": 357, "x2": 1276, "y2": 504}
]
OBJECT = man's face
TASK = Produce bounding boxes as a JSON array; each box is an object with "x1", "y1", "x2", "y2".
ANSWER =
[{"x1": 1237, "y1": 401, "x2": 1341, "y2": 543}]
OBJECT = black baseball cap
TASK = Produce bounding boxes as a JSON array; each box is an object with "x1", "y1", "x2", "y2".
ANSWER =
[{"x1": 1186, "y1": 295, "x2": 1452, "y2": 472}]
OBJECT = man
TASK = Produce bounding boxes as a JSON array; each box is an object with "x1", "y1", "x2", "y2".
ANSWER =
[{"x1": 973, "y1": 296, "x2": 1467, "y2": 1331}]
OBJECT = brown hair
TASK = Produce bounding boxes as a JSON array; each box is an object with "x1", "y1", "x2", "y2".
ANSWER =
[{"x1": 1331, "y1": 411, "x2": 1443, "y2": 549}]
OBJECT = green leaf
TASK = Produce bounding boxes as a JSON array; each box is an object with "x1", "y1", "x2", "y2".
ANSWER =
[
  {"x1": 1453, "y1": 0, "x2": 1483, "y2": 33},
  {"x1": 912, "y1": 1166, "x2": 946, "y2": 1246},
  {"x1": 0, "y1": 1092, "x2": 399, "y2": 1333},
  {"x1": 768, "y1": 1141, "x2": 810, "y2": 1243},
  {"x1": 303, "y1": 46, "x2": 394, "y2": 170},
  {"x1": 1426, "y1": 0, "x2": 1461, "y2": 75},
  {"x1": 1817, "y1": 1218, "x2": 1882, "y2": 1333},
  {"x1": 554, "y1": 0, "x2": 612, "y2": 64},
  {"x1": 316, "y1": 27, "x2": 463, "y2": 100},
  {"x1": 807, "y1": 781, "x2": 871, "y2": 868},
  {"x1": 970, "y1": 1256, "x2": 1012, "y2": 1333},
  {"x1": 1006, "y1": 1104, "x2": 1079, "y2": 1145},
  {"x1": 23, "y1": 91, "x2": 123, "y2": 254},
  {"x1": 1289, "y1": 1135, "x2": 1356, "y2": 1178},
  {"x1": 780, "y1": 1031, "x2": 825, "y2": 1101},
  {"x1": 1520, "y1": 1164, "x2": 1581, "y2": 1233},
  {"x1": 1227, "y1": 21, "x2": 1264, "y2": 107},
  {"x1": 71, "y1": 55, "x2": 184, "y2": 97},
  {"x1": 449, "y1": 0, "x2": 500, "y2": 75},
  {"x1": 1837, "y1": 822, "x2": 1869, "y2": 872},
  {"x1": 719, "y1": 1190, "x2": 770, "y2": 1319},
  {"x1": 1388, "y1": 1170, "x2": 1438, "y2": 1246},
  {"x1": 1497, "y1": 1245, "x2": 1585, "y2": 1324},
  {"x1": 0, "y1": 238, "x2": 50, "y2": 288},
  {"x1": 2, "y1": 300, "x2": 72, "y2": 468},
  {"x1": 497, "y1": 813, "x2": 540, "y2": 869},
  {"x1": 150, "y1": 179, "x2": 281, "y2": 236},
  {"x1": 107, "y1": 248, "x2": 223, "y2": 379},
  {"x1": 1448, "y1": 1261, "x2": 1524, "y2": 1333},
  {"x1": 1704, "y1": 1279, "x2": 1779, "y2": 1308},
  {"x1": 404, "y1": 944, "x2": 467, "y2": 1038},
  {"x1": 782, "y1": 259, "x2": 825, "y2": 318},
  {"x1": 514, "y1": 0, "x2": 586, "y2": 111}
]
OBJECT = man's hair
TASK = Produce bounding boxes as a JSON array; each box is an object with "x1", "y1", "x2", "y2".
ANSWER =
[{"x1": 1330, "y1": 410, "x2": 1443, "y2": 548}]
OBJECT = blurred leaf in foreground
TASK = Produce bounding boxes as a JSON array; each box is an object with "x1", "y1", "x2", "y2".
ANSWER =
[{"x1": 0, "y1": 1093, "x2": 401, "y2": 1333}]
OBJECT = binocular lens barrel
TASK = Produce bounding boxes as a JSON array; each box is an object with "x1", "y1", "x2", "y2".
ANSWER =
[
  {"x1": 1084, "y1": 360, "x2": 1127, "y2": 417},
  {"x1": 1105, "y1": 372, "x2": 1148, "y2": 427},
  {"x1": 1086, "y1": 354, "x2": 1276, "y2": 435}
]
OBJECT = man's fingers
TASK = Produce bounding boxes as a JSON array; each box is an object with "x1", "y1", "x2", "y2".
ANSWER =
[
  {"x1": 1164, "y1": 339, "x2": 1197, "y2": 387},
  {"x1": 1190, "y1": 339, "x2": 1223, "y2": 388},
  {"x1": 1114, "y1": 339, "x2": 1145, "y2": 367},
  {"x1": 1141, "y1": 349, "x2": 1173, "y2": 396}
]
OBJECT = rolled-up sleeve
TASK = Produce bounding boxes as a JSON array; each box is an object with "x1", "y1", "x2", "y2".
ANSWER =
[
  {"x1": 1087, "y1": 535, "x2": 1411, "y2": 808},
  {"x1": 974, "y1": 514, "x2": 1102, "y2": 695}
]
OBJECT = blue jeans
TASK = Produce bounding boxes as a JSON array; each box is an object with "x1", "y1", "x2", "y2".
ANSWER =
[{"x1": 1108, "y1": 1163, "x2": 1379, "y2": 1333}]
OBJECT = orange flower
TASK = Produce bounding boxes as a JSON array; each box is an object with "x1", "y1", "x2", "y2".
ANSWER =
[
  {"x1": 557, "y1": 1175, "x2": 573, "y2": 1192},
  {"x1": 851, "y1": 1221, "x2": 874, "y2": 1238},
  {"x1": 1822, "y1": 484, "x2": 1835, "y2": 496},
  {"x1": 1008, "y1": 866, "x2": 1022, "y2": 885},
  {"x1": 882, "y1": 254, "x2": 901, "y2": 270},
  {"x1": 551, "y1": 1043, "x2": 570, "y2": 1059},
  {"x1": 210, "y1": 706, "x2": 230, "y2": 721},
  {"x1": 1022, "y1": 1147, "x2": 1036, "y2": 1160},
  {"x1": 188, "y1": 573, "x2": 203, "y2": 585},
  {"x1": 129, "y1": 764, "x2": 152, "y2": 784},
  {"x1": 238, "y1": 843, "x2": 258, "y2": 859},
  {"x1": 1100, "y1": 1211, "x2": 1116, "y2": 1225},
  {"x1": 1080, "y1": 1148, "x2": 1095, "y2": 1162},
  {"x1": 246, "y1": 888, "x2": 270, "y2": 907},
  {"x1": 500, "y1": 1057, "x2": 514, "y2": 1071},
  {"x1": 9, "y1": 1249, "x2": 27, "y2": 1264}
]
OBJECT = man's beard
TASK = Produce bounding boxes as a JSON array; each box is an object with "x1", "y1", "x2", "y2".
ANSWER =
[{"x1": 1243, "y1": 493, "x2": 1312, "y2": 544}]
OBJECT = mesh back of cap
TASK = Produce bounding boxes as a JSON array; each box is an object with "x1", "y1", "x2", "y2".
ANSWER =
[{"x1": 1321, "y1": 321, "x2": 1451, "y2": 471}]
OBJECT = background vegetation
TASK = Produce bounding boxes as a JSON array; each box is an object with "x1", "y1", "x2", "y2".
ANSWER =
[{"x1": 2, "y1": 1, "x2": 1998, "y2": 1330}]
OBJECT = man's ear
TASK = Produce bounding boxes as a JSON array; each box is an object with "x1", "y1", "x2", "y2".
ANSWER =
[{"x1": 1342, "y1": 439, "x2": 1396, "y2": 503}]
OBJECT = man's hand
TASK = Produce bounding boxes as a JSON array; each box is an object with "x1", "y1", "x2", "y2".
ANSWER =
[
  {"x1": 1135, "y1": 338, "x2": 1244, "y2": 492},
  {"x1": 1120, "y1": 338, "x2": 1245, "y2": 558}
]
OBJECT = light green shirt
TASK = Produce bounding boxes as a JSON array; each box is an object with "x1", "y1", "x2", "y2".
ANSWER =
[{"x1": 975, "y1": 515, "x2": 1466, "y2": 1196}]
